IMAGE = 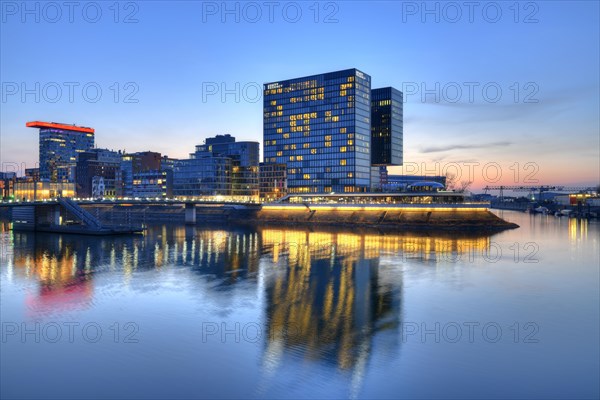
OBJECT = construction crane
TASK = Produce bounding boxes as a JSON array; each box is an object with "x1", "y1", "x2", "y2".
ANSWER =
[{"x1": 483, "y1": 185, "x2": 597, "y2": 201}]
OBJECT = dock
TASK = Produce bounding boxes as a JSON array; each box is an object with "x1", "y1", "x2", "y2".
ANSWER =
[{"x1": 6, "y1": 197, "x2": 144, "y2": 235}]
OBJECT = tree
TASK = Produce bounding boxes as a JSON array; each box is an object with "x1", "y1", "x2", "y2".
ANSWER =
[
  {"x1": 458, "y1": 180, "x2": 473, "y2": 193},
  {"x1": 445, "y1": 172, "x2": 457, "y2": 190}
]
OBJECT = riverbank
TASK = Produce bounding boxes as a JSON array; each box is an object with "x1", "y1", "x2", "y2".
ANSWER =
[
  {"x1": 2, "y1": 202, "x2": 519, "y2": 232},
  {"x1": 246, "y1": 205, "x2": 519, "y2": 232}
]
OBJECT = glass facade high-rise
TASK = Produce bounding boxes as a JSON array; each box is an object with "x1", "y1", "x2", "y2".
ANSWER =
[
  {"x1": 195, "y1": 135, "x2": 260, "y2": 198},
  {"x1": 173, "y1": 153, "x2": 232, "y2": 197},
  {"x1": 26, "y1": 121, "x2": 95, "y2": 183},
  {"x1": 371, "y1": 87, "x2": 403, "y2": 166},
  {"x1": 171, "y1": 135, "x2": 259, "y2": 199},
  {"x1": 264, "y1": 68, "x2": 372, "y2": 194}
]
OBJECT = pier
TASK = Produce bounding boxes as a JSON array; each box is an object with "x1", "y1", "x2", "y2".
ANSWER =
[
  {"x1": 1, "y1": 199, "x2": 262, "y2": 233},
  {"x1": 4, "y1": 198, "x2": 144, "y2": 235}
]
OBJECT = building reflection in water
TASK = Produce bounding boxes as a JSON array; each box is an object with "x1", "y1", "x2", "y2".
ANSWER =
[
  {"x1": 257, "y1": 227, "x2": 492, "y2": 392},
  {"x1": 568, "y1": 217, "x2": 588, "y2": 243},
  {"x1": 4, "y1": 225, "x2": 263, "y2": 316},
  {"x1": 2, "y1": 222, "x2": 492, "y2": 380}
]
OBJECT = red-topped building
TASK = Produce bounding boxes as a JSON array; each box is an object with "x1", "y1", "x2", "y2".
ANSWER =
[{"x1": 26, "y1": 121, "x2": 95, "y2": 183}]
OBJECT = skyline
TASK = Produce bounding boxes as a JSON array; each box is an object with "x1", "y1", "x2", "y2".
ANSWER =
[{"x1": 1, "y1": 1, "x2": 599, "y2": 189}]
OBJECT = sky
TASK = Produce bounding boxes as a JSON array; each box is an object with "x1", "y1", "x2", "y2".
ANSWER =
[{"x1": 1, "y1": 0, "x2": 599, "y2": 190}]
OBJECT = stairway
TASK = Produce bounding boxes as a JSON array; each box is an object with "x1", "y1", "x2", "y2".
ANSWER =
[{"x1": 57, "y1": 197, "x2": 103, "y2": 229}]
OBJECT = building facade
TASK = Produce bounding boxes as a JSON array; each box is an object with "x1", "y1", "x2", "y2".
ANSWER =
[
  {"x1": 13, "y1": 181, "x2": 75, "y2": 201},
  {"x1": 172, "y1": 154, "x2": 232, "y2": 197},
  {"x1": 121, "y1": 151, "x2": 163, "y2": 197},
  {"x1": 259, "y1": 163, "x2": 287, "y2": 201},
  {"x1": 264, "y1": 68, "x2": 372, "y2": 194},
  {"x1": 192, "y1": 135, "x2": 260, "y2": 199},
  {"x1": 131, "y1": 170, "x2": 172, "y2": 198},
  {"x1": 26, "y1": 121, "x2": 95, "y2": 183},
  {"x1": 371, "y1": 87, "x2": 403, "y2": 166},
  {"x1": 0, "y1": 172, "x2": 16, "y2": 199},
  {"x1": 76, "y1": 149, "x2": 122, "y2": 198}
]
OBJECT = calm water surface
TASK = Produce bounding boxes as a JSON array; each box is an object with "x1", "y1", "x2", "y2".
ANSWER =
[{"x1": 1, "y1": 211, "x2": 598, "y2": 399}]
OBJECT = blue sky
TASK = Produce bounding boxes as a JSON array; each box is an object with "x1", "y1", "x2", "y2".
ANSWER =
[{"x1": 1, "y1": 0, "x2": 598, "y2": 188}]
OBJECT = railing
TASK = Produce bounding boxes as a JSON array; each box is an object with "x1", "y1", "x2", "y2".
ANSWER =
[{"x1": 57, "y1": 197, "x2": 103, "y2": 229}]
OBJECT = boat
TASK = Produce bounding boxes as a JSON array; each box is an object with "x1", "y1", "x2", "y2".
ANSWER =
[{"x1": 534, "y1": 206, "x2": 549, "y2": 214}]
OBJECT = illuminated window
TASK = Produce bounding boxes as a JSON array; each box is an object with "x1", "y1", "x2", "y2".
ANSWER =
[
  {"x1": 303, "y1": 143, "x2": 310, "y2": 148},
  {"x1": 340, "y1": 159, "x2": 347, "y2": 166},
  {"x1": 340, "y1": 147, "x2": 347, "y2": 152},
  {"x1": 310, "y1": 149, "x2": 317, "y2": 154}
]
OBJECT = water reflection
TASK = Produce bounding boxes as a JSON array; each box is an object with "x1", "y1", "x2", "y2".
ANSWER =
[
  {"x1": 2, "y1": 224, "x2": 496, "y2": 371},
  {"x1": 2, "y1": 214, "x2": 599, "y2": 399},
  {"x1": 568, "y1": 217, "x2": 588, "y2": 243}
]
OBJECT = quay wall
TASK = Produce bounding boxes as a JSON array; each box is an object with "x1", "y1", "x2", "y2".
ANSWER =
[
  {"x1": 3, "y1": 203, "x2": 518, "y2": 231},
  {"x1": 246, "y1": 206, "x2": 519, "y2": 231}
]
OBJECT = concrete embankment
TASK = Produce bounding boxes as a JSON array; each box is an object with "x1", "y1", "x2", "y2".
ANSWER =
[
  {"x1": 245, "y1": 206, "x2": 519, "y2": 231},
  {"x1": 78, "y1": 203, "x2": 518, "y2": 231},
  {"x1": 81, "y1": 204, "x2": 257, "y2": 224}
]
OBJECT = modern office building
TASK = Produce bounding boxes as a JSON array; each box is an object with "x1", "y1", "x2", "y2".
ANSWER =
[
  {"x1": 121, "y1": 151, "x2": 163, "y2": 196},
  {"x1": 25, "y1": 168, "x2": 40, "y2": 181},
  {"x1": 195, "y1": 135, "x2": 260, "y2": 198},
  {"x1": 75, "y1": 149, "x2": 123, "y2": 198},
  {"x1": 370, "y1": 165, "x2": 389, "y2": 191},
  {"x1": 264, "y1": 68, "x2": 373, "y2": 194},
  {"x1": 0, "y1": 172, "x2": 16, "y2": 199},
  {"x1": 263, "y1": 69, "x2": 404, "y2": 194},
  {"x1": 371, "y1": 87, "x2": 403, "y2": 166},
  {"x1": 259, "y1": 162, "x2": 287, "y2": 201},
  {"x1": 26, "y1": 121, "x2": 95, "y2": 183},
  {"x1": 172, "y1": 154, "x2": 232, "y2": 197},
  {"x1": 132, "y1": 170, "x2": 172, "y2": 198}
]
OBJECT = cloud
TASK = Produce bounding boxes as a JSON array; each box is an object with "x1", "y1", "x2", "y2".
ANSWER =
[{"x1": 419, "y1": 141, "x2": 512, "y2": 153}]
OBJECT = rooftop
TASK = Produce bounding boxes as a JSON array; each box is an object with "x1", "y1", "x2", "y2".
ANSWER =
[{"x1": 26, "y1": 121, "x2": 95, "y2": 134}]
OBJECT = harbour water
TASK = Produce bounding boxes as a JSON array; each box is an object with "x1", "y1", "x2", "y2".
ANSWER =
[{"x1": 1, "y1": 211, "x2": 598, "y2": 399}]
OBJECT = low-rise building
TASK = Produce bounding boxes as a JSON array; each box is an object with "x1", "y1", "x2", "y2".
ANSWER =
[
  {"x1": 132, "y1": 170, "x2": 172, "y2": 198},
  {"x1": 0, "y1": 172, "x2": 16, "y2": 199},
  {"x1": 382, "y1": 175, "x2": 447, "y2": 192},
  {"x1": 259, "y1": 163, "x2": 287, "y2": 201},
  {"x1": 13, "y1": 181, "x2": 75, "y2": 201}
]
